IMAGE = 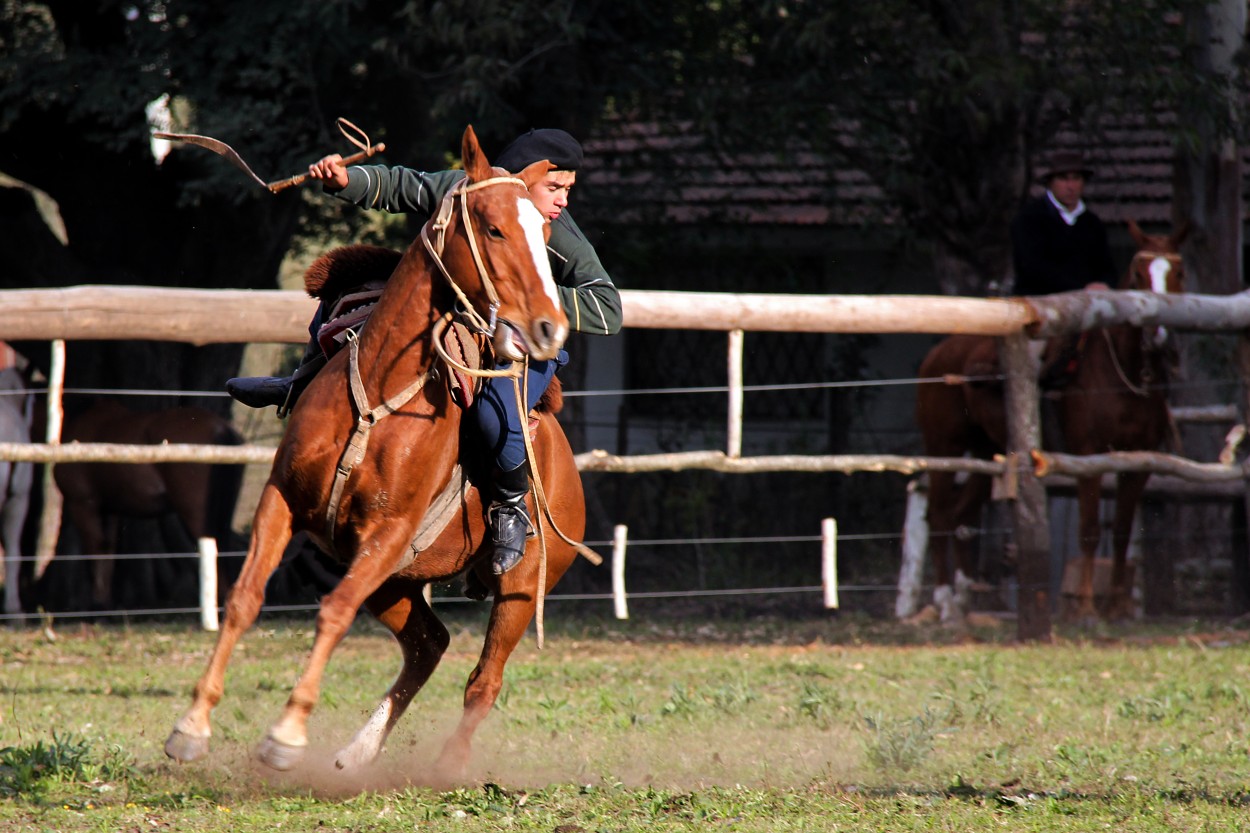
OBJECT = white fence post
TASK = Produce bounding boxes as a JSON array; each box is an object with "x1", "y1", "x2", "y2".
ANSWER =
[
  {"x1": 612, "y1": 524, "x2": 629, "y2": 620},
  {"x1": 895, "y1": 476, "x2": 929, "y2": 619},
  {"x1": 34, "y1": 338, "x2": 65, "y2": 579},
  {"x1": 727, "y1": 329, "x2": 744, "y2": 458},
  {"x1": 198, "y1": 536, "x2": 219, "y2": 632},
  {"x1": 822, "y1": 517, "x2": 838, "y2": 610}
]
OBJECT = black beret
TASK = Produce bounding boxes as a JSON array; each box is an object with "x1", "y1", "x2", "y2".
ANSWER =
[{"x1": 494, "y1": 128, "x2": 583, "y2": 173}]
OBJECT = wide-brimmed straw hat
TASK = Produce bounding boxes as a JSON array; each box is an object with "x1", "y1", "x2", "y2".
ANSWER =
[{"x1": 1037, "y1": 150, "x2": 1094, "y2": 183}]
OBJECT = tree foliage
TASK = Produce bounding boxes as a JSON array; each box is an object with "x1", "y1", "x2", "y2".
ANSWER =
[
  {"x1": 0, "y1": 0, "x2": 1244, "y2": 386},
  {"x1": 586, "y1": 0, "x2": 1248, "y2": 294},
  {"x1": 0, "y1": 0, "x2": 623, "y2": 395}
]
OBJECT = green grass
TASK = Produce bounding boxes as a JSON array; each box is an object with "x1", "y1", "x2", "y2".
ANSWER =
[{"x1": 2, "y1": 607, "x2": 1250, "y2": 830}]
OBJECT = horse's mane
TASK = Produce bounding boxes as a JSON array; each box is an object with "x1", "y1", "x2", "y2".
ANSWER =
[
  {"x1": 538, "y1": 376, "x2": 563, "y2": 414},
  {"x1": 304, "y1": 245, "x2": 403, "y2": 300}
]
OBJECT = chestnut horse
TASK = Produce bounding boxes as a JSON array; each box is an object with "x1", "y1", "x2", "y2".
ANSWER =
[
  {"x1": 53, "y1": 399, "x2": 244, "y2": 612},
  {"x1": 164, "y1": 126, "x2": 583, "y2": 779},
  {"x1": 915, "y1": 220, "x2": 1187, "y2": 624}
]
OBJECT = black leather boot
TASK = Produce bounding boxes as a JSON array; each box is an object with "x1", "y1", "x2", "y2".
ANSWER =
[
  {"x1": 488, "y1": 464, "x2": 532, "y2": 575},
  {"x1": 227, "y1": 337, "x2": 325, "y2": 414}
]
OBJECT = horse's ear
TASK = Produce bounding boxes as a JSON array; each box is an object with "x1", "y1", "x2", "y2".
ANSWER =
[
  {"x1": 1126, "y1": 218, "x2": 1146, "y2": 247},
  {"x1": 461, "y1": 125, "x2": 493, "y2": 182},
  {"x1": 1171, "y1": 220, "x2": 1192, "y2": 248},
  {"x1": 518, "y1": 159, "x2": 553, "y2": 190}
]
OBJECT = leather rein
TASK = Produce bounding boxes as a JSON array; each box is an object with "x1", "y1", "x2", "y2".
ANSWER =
[{"x1": 1101, "y1": 248, "x2": 1184, "y2": 398}]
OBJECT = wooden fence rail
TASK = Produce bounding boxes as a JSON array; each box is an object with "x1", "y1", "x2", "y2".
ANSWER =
[
  {"x1": 3, "y1": 285, "x2": 1250, "y2": 641},
  {"x1": 4, "y1": 284, "x2": 1250, "y2": 342}
]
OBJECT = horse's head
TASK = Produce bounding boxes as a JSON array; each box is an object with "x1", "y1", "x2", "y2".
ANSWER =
[
  {"x1": 1125, "y1": 219, "x2": 1189, "y2": 295},
  {"x1": 437, "y1": 125, "x2": 569, "y2": 363}
]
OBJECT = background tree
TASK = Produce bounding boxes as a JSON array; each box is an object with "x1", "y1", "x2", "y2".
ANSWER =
[
  {"x1": 591, "y1": 0, "x2": 1248, "y2": 296},
  {"x1": 0, "y1": 0, "x2": 616, "y2": 404}
]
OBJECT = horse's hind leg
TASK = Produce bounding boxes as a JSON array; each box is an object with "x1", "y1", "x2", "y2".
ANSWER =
[
  {"x1": 164, "y1": 483, "x2": 293, "y2": 763},
  {"x1": 925, "y1": 471, "x2": 989, "y2": 624},
  {"x1": 435, "y1": 547, "x2": 572, "y2": 779},
  {"x1": 333, "y1": 577, "x2": 450, "y2": 771}
]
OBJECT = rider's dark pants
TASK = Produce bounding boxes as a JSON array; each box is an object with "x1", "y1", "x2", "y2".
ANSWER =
[{"x1": 471, "y1": 350, "x2": 568, "y2": 472}]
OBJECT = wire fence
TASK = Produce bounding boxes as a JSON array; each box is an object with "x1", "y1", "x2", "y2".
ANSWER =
[{"x1": 1, "y1": 359, "x2": 1244, "y2": 626}]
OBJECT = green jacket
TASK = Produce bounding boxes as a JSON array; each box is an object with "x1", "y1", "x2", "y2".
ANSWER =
[{"x1": 336, "y1": 166, "x2": 622, "y2": 336}]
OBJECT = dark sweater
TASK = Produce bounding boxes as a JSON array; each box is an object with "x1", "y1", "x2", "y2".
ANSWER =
[
  {"x1": 1010, "y1": 195, "x2": 1117, "y2": 296},
  {"x1": 336, "y1": 166, "x2": 623, "y2": 336}
]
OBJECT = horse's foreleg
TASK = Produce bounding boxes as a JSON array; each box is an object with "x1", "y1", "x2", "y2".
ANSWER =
[
  {"x1": 1071, "y1": 476, "x2": 1103, "y2": 623},
  {"x1": 333, "y1": 578, "x2": 450, "y2": 771},
  {"x1": 258, "y1": 524, "x2": 413, "y2": 772},
  {"x1": 435, "y1": 547, "x2": 565, "y2": 779},
  {"x1": 1107, "y1": 472, "x2": 1150, "y2": 621},
  {"x1": 165, "y1": 484, "x2": 293, "y2": 763}
]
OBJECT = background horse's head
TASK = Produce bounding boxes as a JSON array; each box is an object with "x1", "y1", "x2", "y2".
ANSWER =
[
  {"x1": 445, "y1": 126, "x2": 569, "y2": 362},
  {"x1": 1125, "y1": 219, "x2": 1189, "y2": 295}
]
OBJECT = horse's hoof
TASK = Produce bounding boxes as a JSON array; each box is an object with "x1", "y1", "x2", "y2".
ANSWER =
[
  {"x1": 334, "y1": 745, "x2": 377, "y2": 772},
  {"x1": 255, "y1": 734, "x2": 307, "y2": 771},
  {"x1": 164, "y1": 729, "x2": 210, "y2": 763}
]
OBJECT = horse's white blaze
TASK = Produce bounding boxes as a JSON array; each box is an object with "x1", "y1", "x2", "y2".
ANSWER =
[
  {"x1": 516, "y1": 197, "x2": 565, "y2": 323},
  {"x1": 1149, "y1": 257, "x2": 1171, "y2": 294}
]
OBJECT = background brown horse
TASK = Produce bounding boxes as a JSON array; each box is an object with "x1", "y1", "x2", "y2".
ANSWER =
[
  {"x1": 165, "y1": 126, "x2": 583, "y2": 780},
  {"x1": 914, "y1": 219, "x2": 1187, "y2": 625},
  {"x1": 52, "y1": 399, "x2": 244, "y2": 612}
]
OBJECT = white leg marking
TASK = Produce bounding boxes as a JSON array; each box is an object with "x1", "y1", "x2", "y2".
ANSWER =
[{"x1": 335, "y1": 699, "x2": 393, "y2": 770}]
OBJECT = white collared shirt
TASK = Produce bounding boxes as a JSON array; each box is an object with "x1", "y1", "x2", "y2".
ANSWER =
[{"x1": 1047, "y1": 190, "x2": 1086, "y2": 226}]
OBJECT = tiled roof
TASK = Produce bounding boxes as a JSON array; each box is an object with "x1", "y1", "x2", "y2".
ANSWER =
[
  {"x1": 580, "y1": 118, "x2": 1242, "y2": 230},
  {"x1": 580, "y1": 121, "x2": 888, "y2": 227},
  {"x1": 1050, "y1": 116, "x2": 1178, "y2": 225}
]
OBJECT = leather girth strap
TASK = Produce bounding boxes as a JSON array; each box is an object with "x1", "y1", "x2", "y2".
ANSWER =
[{"x1": 325, "y1": 329, "x2": 432, "y2": 553}]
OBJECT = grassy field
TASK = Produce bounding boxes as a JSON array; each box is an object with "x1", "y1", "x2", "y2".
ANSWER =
[{"x1": 3, "y1": 602, "x2": 1250, "y2": 831}]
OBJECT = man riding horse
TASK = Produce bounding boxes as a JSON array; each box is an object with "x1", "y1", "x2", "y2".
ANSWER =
[{"x1": 228, "y1": 128, "x2": 622, "y2": 577}]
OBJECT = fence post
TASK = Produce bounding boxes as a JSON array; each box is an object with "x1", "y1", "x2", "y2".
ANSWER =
[
  {"x1": 34, "y1": 339, "x2": 65, "y2": 578},
  {"x1": 821, "y1": 517, "x2": 839, "y2": 610},
  {"x1": 727, "y1": 329, "x2": 744, "y2": 458},
  {"x1": 896, "y1": 476, "x2": 929, "y2": 618},
  {"x1": 1234, "y1": 333, "x2": 1250, "y2": 615},
  {"x1": 612, "y1": 524, "x2": 629, "y2": 620},
  {"x1": 198, "y1": 537, "x2": 219, "y2": 632},
  {"x1": 1001, "y1": 331, "x2": 1051, "y2": 641}
]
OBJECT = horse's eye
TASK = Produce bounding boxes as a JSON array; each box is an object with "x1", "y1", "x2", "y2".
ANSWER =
[{"x1": 487, "y1": 226, "x2": 504, "y2": 239}]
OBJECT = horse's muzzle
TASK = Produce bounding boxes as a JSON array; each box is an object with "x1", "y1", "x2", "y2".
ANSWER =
[{"x1": 494, "y1": 317, "x2": 567, "y2": 362}]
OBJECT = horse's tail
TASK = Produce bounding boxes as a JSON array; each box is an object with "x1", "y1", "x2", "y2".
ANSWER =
[{"x1": 206, "y1": 421, "x2": 246, "y2": 551}]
